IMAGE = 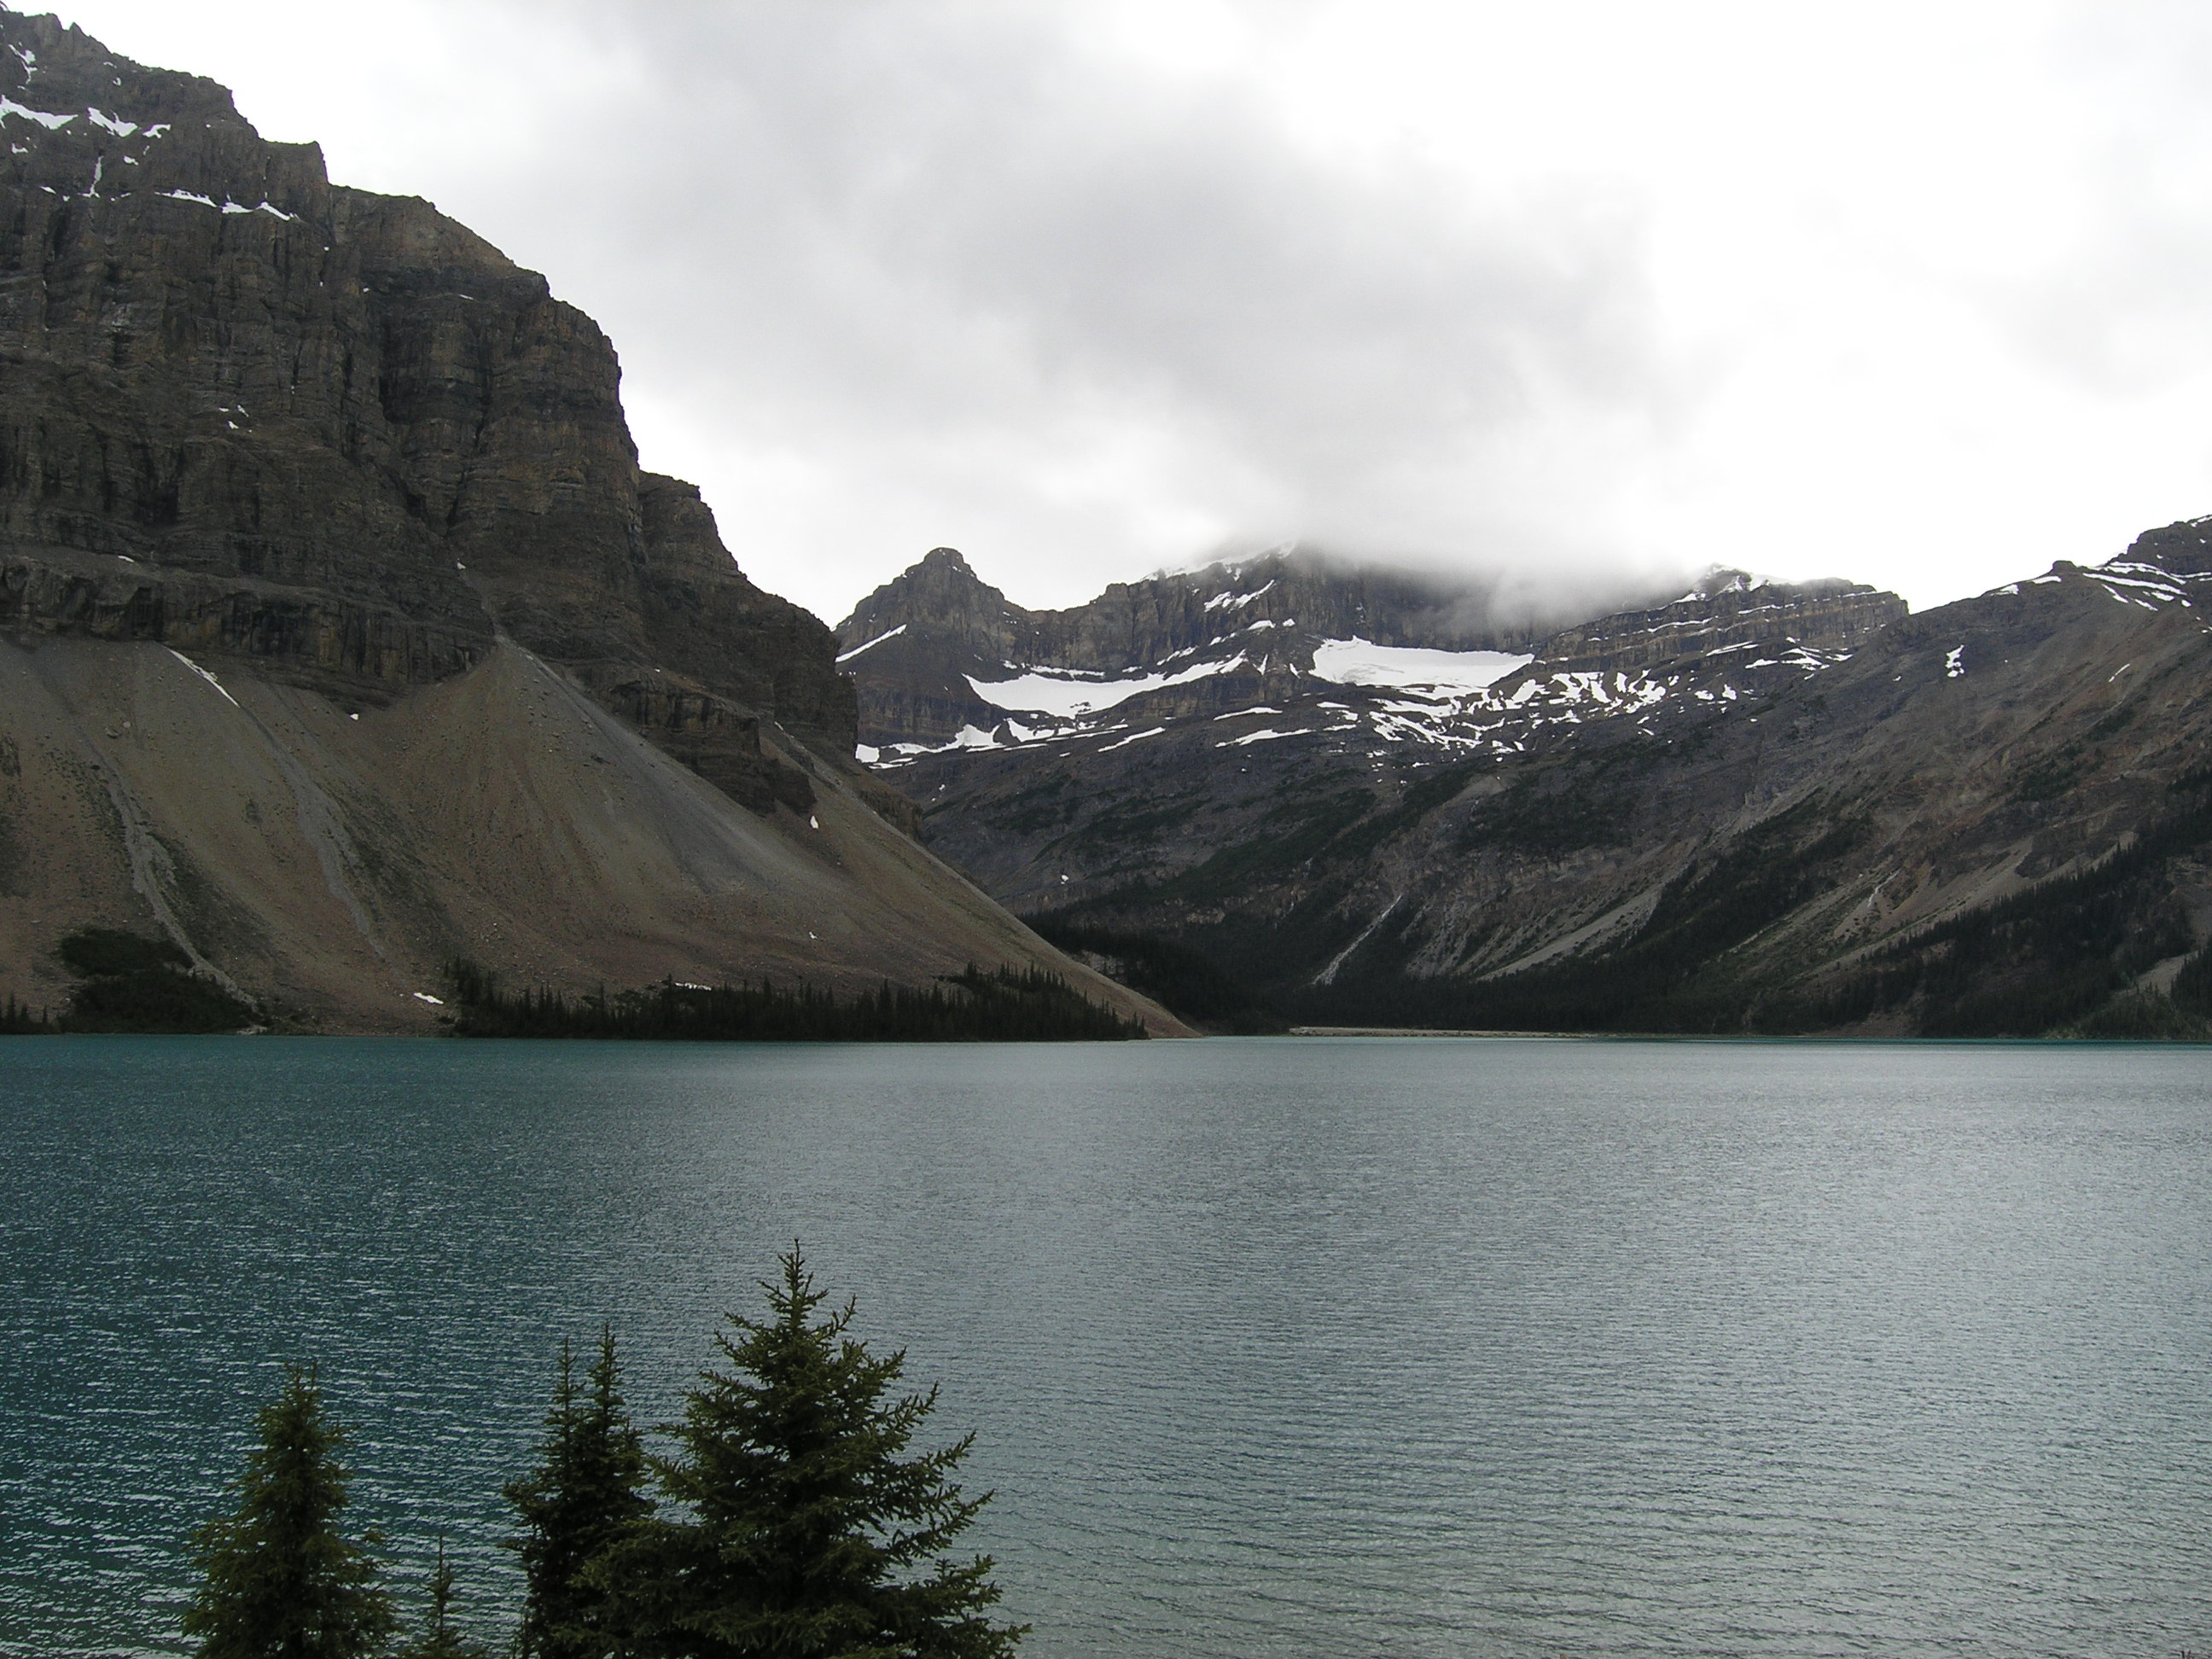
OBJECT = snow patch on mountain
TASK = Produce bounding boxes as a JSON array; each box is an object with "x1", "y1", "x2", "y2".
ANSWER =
[
  {"x1": 967, "y1": 655, "x2": 1245, "y2": 718},
  {"x1": 1100, "y1": 726, "x2": 1167, "y2": 752},
  {"x1": 1204, "y1": 580, "x2": 1274, "y2": 612},
  {"x1": 0, "y1": 96, "x2": 73, "y2": 128},
  {"x1": 835, "y1": 622, "x2": 905, "y2": 663},
  {"x1": 1311, "y1": 639, "x2": 1531, "y2": 695}
]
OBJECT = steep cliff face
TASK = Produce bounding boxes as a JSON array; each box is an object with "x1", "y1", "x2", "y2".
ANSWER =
[
  {"x1": 0, "y1": 11, "x2": 1165, "y2": 1030},
  {"x1": 0, "y1": 10, "x2": 853, "y2": 793},
  {"x1": 1523, "y1": 573, "x2": 1905, "y2": 678}
]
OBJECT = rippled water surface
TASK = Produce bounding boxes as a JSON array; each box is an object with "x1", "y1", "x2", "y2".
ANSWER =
[{"x1": 3, "y1": 1037, "x2": 2209, "y2": 1656}]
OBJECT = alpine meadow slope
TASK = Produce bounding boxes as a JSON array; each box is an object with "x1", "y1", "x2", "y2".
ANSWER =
[{"x1": 0, "y1": 10, "x2": 1180, "y2": 1034}]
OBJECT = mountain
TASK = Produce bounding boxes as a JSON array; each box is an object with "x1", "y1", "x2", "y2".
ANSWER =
[
  {"x1": 835, "y1": 546, "x2": 1906, "y2": 913},
  {"x1": 839, "y1": 534, "x2": 2212, "y2": 1036},
  {"x1": 835, "y1": 544, "x2": 1609, "y2": 748},
  {"x1": 0, "y1": 10, "x2": 1177, "y2": 1033}
]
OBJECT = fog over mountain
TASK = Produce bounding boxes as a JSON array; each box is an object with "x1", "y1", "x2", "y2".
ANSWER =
[{"x1": 41, "y1": 1, "x2": 2212, "y2": 621}]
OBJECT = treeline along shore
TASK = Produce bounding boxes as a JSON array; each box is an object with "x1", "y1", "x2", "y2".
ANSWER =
[
  {"x1": 439, "y1": 960, "x2": 1148, "y2": 1042},
  {"x1": 0, "y1": 929, "x2": 1147, "y2": 1041}
]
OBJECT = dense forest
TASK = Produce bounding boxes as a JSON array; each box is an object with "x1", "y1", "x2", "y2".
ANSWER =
[{"x1": 439, "y1": 960, "x2": 1149, "y2": 1042}]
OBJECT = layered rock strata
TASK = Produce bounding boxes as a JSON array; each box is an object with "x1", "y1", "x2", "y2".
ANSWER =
[
  {"x1": 0, "y1": 10, "x2": 868, "y2": 815},
  {"x1": 0, "y1": 11, "x2": 1162, "y2": 1029},
  {"x1": 1518, "y1": 574, "x2": 1905, "y2": 679}
]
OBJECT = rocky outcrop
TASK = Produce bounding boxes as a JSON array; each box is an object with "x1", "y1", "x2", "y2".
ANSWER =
[
  {"x1": 0, "y1": 10, "x2": 853, "y2": 795},
  {"x1": 0, "y1": 544, "x2": 487, "y2": 694},
  {"x1": 1516, "y1": 572, "x2": 1906, "y2": 680},
  {"x1": 2122, "y1": 515, "x2": 2212, "y2": 578}
]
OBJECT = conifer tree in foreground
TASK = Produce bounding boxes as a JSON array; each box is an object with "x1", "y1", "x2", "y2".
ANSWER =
[
  {"x1": 505, "y1": 1327, "x2": 654, "y2": 1658},
  {"x1": 596, "y1": 1248, "x2": 1026, "y2": 1658},
  {"x1": 395, "y1": 1537, "x2": 486, "y2": 1659},
  {"x1": 183, "y1": 1365, "x2": 395, "y2": 1659}
]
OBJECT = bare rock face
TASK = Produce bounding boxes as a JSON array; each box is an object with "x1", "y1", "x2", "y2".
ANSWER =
[
  {"x1": 1520, "y1": 572, "x2": 1906, "y2": 679},
  {"x1": 0, "y1": 12, "x2": 1162, "y2": 1027},
  {"x1": 0, "y1": 20, "x2": 483, "y2": 690},
  {"x1": 834, "y1": 549, "x2": 1030, "y2": 744},
  {"x1": 2123, "y1": 517, "x2": 2212, "y2": 577},
  {"x1": 0, "y1": 10, "x2": 851, "y2": 804}
]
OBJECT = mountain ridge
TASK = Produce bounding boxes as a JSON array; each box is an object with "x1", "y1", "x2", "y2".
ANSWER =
[
  {"x1": 838, "y1": 526, "x2": 2212, "y2": 1035},
  {"x1": 835, "y1": 544, "x2": 1886, "y2": 754}
]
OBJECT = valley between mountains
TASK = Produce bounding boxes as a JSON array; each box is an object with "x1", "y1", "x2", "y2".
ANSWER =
[{"x1": 3, "y1": 9, "x2": 2208, "y2": 1039}]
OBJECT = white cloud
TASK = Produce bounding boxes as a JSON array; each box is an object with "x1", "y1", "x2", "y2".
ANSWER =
[{"x1": 43, "y1": 0, "x2": 2212, "y2": 620}]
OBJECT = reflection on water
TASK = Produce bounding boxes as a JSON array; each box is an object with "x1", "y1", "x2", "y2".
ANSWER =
[{"x1": 1, "y1": 1036, "x2": 2208, "y2": 1656}]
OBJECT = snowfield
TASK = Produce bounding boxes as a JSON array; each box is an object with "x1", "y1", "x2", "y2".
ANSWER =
[
  {"x1": 1309, "y1": 638, "x2": 1531, "y2": 695},
  {"x1": 966, "y1": 655, "x2": 1245, "y2": 718}
]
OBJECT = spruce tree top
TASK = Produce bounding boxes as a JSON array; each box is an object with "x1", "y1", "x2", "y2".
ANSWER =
[
  {"x1": 183, "y1": 1365, "x2": 395, "y2": 1659},
  {"x1": 504, "y1": 1327, "x2": 653, "y2": 1659},
  {"x1": 599, "y1": 1248, "x2": 1026, "y2": 1658}
]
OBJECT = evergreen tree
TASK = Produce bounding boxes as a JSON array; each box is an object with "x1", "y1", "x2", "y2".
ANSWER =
[
  {"x1": 598, "y1": 1248, "x2": 1025, "y2": 1658},
  {"x1": 183, "y1": 1365, "x2": 395, "y2": 1659},
  {"x1": 505, "y1": 1328, "x2": 654, "y2": 1657},
  {"x1": 395, "y1": 1537, "x2": 486, "y2": 1659}
]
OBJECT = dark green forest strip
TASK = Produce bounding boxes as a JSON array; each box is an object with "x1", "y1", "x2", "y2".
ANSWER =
[
  {"x1": 2, "y1": 928, "x2": 261, "y2": 1034},
  {"x1": 0, "y1": 995, "x2": 53, "y2": 1033},
  {"x1": 441, "y1": 960, "x2": 1148, "y2": 1042}
]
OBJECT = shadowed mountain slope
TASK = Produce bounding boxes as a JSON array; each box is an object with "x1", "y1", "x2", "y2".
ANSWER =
[{"x1": 842, "y1": 530, "x2": 2212, "y2": 1036}]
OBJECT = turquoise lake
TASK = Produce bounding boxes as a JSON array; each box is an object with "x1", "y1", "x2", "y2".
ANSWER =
[{"x1": 2, "y1": 1036, "x2": 2208, "y2": 1656}]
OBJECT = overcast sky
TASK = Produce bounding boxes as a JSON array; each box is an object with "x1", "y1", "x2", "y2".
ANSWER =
[{"x1": 43, "y1": 0, "x2": 2212, "y2": 621}]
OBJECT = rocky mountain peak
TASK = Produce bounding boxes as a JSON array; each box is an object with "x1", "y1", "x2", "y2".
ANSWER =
[
  {"x1": 2, "y1": 9, "x2": 325, "y2": 224},
  {"x1": 835, "y1": 539, "x2": 1908, "y2": 756},
  {"x1": 2124, "y1": 515, "x2": 2212, "y2": 579},
  {"x1": 842, "y1": 545, "x2": 1011, "y2": 646}
]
